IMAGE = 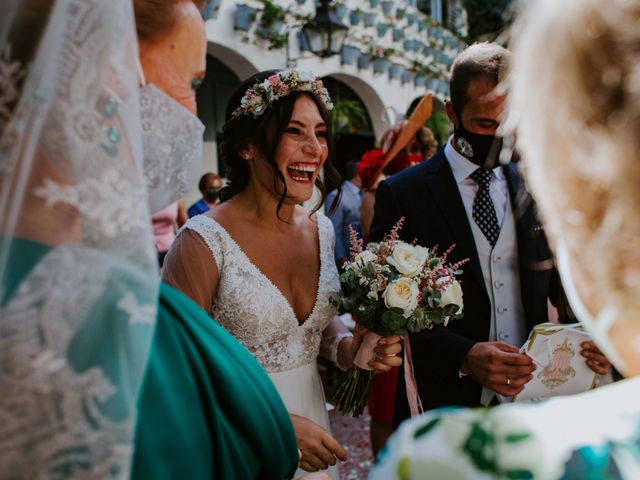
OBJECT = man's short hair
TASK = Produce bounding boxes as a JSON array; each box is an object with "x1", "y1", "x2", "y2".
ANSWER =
[
  {"x1": 198, "y1": 172, "x2": 221, "y2": 194},
  {"x1": 344, "y1": 160, "x2": 359, "y2": 181},
  {"x1": 449, "y1": 42, "x2": 511, "y2": 116}
]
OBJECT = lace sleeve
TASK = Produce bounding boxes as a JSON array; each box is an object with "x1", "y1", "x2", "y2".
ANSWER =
[
  {"x1": 161, "y1": 228, "x2": 218, "y2": 312},
  {"x1": 320, "y1": 315, "x2": 353, "y2": 370}
]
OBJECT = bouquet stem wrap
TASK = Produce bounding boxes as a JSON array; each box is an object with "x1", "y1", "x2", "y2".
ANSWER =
[
  {"x1": 329, "y1": 331, "x2": 379, "y2": 417},
  {"x1": 403, "y1": 336, "x2": 424, "y2": 417},
  {"x1": 353, "y1": 331, "x2": 381, "y2": 371}
]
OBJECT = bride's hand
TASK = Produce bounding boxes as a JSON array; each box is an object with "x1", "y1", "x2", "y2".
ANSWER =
[
  {"x1": 338, "y1": 328, "x2": 403, "y2": 372},
  {"x1": 368, "y1": 334, "x2": 403, "y2": 373},
  {"x1": 350, "y1": 326, "x2": 403, "y2": 373},
  {"x1": 290, "y1": 414, "x2": 347, "y2": 472}
]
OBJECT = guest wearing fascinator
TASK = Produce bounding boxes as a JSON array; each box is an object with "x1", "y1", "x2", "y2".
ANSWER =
[{"x1": 358, "y1": 122, "x2": 436, "y2": 242}]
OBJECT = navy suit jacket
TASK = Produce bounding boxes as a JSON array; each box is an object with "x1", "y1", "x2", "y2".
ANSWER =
[{"x1": 370, "y1": 148, "x2": 556, "y2": 425}]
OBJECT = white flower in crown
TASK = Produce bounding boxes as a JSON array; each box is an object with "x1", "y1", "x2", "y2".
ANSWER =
[
  {"x1": 231, "y1": 69, "x2": 333, "y2": 120},
  {"x1": 297, "y1": 70, "x2": 317, "y2": 82}
]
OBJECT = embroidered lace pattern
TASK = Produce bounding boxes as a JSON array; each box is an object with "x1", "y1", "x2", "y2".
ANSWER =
[
  {"x1": 140, "y1": 83, "x2": 204, "y2": 211},
  {"x1": 183, "y1": 212, "x2": 341, "y2": 373},
  {"x1": 0, "y1": 246, "x2": 157, "y2": 478},
  {"x1": 0, "y1": 0, "x2": 156, "y2": 477}
]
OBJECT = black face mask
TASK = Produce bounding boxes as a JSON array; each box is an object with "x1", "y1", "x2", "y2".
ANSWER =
[
  {"x1": 453, "y1": 121, "x2": 503, "y2": 170},
  {"x1": 203, "y1": 188, "x2": 219, "y2": 203}
]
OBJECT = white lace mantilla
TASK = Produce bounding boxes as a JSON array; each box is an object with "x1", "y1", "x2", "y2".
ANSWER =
[
  {"x1": 184, "y1": 213, "x2": 341, "y2": 373},
  {"x1": 0, "y1": 246, "x2": 156, "y2": 478}
]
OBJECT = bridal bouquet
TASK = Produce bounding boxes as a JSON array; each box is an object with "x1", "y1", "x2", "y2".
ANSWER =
[{"x1": 330, "y1": 218, "x2": 467, "y2": 416}]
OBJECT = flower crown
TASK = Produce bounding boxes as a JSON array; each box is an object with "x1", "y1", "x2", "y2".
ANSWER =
[{"x1": 231, "y1": 70, "x2": 333, "y2": 120}]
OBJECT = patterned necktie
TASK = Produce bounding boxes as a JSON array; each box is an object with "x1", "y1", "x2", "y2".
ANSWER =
[{"x1": 470, "y1": 168, "x2": 500, "y2": 246}]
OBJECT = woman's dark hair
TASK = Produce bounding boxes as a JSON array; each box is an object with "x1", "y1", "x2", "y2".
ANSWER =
[{"x1": 219, "y1": 70, "x2": 342, "y2": 219}]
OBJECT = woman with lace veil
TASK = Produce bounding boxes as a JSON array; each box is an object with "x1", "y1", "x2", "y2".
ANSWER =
[
  {"x1": 162, "y1": 70, "x2": 404, "y2": 479},
  {"x1": 369, "y1": 0, "x2": 640, "y2": 478},
  {"x1": 0, "y1": 0, "x2": 298, "y2": 478}
]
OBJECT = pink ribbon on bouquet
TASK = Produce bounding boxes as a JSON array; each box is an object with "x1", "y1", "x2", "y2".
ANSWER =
[{"x1": 403, "y1": 336, "x2": 424, "y2": 416}]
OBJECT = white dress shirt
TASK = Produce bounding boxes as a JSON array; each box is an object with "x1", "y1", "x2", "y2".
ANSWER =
[{"x1": 445, "y1": 136, "x2": 526, "y2": 405}]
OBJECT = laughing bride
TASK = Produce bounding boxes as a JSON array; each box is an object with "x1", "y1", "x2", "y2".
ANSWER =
[{"x1": 162, "y1": 69, "x2": 402, "y2": 479}]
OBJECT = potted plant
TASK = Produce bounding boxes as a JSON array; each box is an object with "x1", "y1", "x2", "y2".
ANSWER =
[
  {"x1": 381, "y1": 0, "x2": 393, "y2": 16},
  {"x1": 364, "y1": 12, "x2": 377, "y2": 27},
  {"x1": 349, "y1": 8, "x2": 363, "y2": 25},
  {"x1": 358, "y1": 52, "x2": 371, "y2": 69},
  {"x1": 395, "y1": 7, "x2": 406, "y2": 20},
  {"x1": 201, "y1": 0, "x2": 222, "y2": 20},
  {"x1": 370, "y1": 46, "x2": 393, "y2": 74},
  {"x1": 414, "y1": 75, "x2": 427, "y2": 87},
  {"x1": 388, "y1": 63, "x2": 405, "y2": 79},
  {"x1": 341, "y1": 44, "x2": 361, "y2": 65},
  {"x1": 406, "y1": 13, "x2": 416, "y2": 26},
  {"x1": 333, "y1": 1, "x2": 348, "y2": 21},
  {"x1": 369, "y1": 0, "x2": 381, "y2": 7},
  {"x1": 392, "y1": 27, "x2": 403, "y2": 42},
  {"x1": 376, "y1": 22, "x2": 389, "y2": 37},
  {"x1": 401, "y1": 70, "x2": 416, "y2": 84},
  {"x1": 332, "y1": 98, "x2": 369, "y2": 138},
  {"x1": 373, "y1": 57, "x2": 390, "y2": 74},
  {"x1": 234, "y1": 4, "x2": 257, "y2": 31},
  {"x1": 257, "y1": 0, "x2": 287, "y2": 50}
]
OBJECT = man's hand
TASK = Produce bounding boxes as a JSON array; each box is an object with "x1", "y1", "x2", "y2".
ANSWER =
[
  {"x1": 291, "y1": 414, "x2": 347, "y2": 472},
  {"x1": 461, "y1": 341, "x2": 536, "y2": 397},
  {"x1": 580, "y1": 341, "x2": 611, "y2": 375}
]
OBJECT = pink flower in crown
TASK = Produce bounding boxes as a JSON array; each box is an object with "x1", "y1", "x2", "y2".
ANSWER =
[
  {"x1": 278, "y1": 83, "x2": 289, "y2": 95},
  {"x1": 268, "y1": 75, "x2": 280, "y2": 86}
]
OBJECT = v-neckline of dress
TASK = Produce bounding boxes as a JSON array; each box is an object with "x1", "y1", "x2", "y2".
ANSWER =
[{"x1": 203, "y1": 215, "x2": 323, "y2": 328}]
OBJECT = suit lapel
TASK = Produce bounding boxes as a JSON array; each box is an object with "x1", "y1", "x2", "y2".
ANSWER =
[{"x1": 423, "y1": 151, "x2": 486, "y2": 294}]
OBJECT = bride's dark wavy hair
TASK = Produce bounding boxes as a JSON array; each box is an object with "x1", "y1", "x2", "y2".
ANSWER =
[{"x1": 219, "y1": 70, "x2": 342, "y2": 218}]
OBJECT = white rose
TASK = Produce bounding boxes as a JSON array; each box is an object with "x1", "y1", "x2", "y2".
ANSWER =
[
  {"x1": 439, "y1": 280, "x2": 464, "y2": 312},
  {"x1": 386, "y1": 242, "x2": 429, "y2": 276},
  {"x1": 384, "y1": 277, "x2": 420, "y2": 318},
  {"x1": 349, "y1": 250, "x2": 377, "y2": 269}
]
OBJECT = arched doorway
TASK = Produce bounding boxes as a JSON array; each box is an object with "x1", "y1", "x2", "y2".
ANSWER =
[
  {"x1": 195, "y1": 54, "x2": 242, "y2": 178},
  {"x1": 321, "y1": 76, "x2": 376, "y2": 193}
]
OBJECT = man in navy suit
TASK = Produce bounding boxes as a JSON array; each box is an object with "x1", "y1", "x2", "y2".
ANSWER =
[{"x1": 371, "y1": 43, "x2": 609, "y2": 426}]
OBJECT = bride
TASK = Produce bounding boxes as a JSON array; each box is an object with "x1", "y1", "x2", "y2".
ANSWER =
[{"x1": 162, "y1": 69, "x2": 402, "y2": 478}]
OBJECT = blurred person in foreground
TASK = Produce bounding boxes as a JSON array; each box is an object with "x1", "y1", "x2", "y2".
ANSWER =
[
  {"x1": 370, "y1": 0, "x2": 640, "y2": 478},
  {"x1": 0, "y1": 0, "x2": 301, "y2": 478},
  {"x1": 326, "y1": 160, "x2": 362, "y2": 265},
  {"x1": 188, "y1": 172, "x2": 223, "y2": 217}
]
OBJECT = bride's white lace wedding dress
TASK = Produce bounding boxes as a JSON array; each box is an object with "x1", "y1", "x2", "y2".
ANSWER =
[{"x1": 177, "y1": 211, "x2": 349, "y2": 479}]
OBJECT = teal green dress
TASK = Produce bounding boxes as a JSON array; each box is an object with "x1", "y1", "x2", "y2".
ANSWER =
[
  {"x1": 132, "y1": 283, "x2": 298, "y2": 479},
  {"x1": 1, "y1": 237, "x2": 298, "y2": 479}
]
